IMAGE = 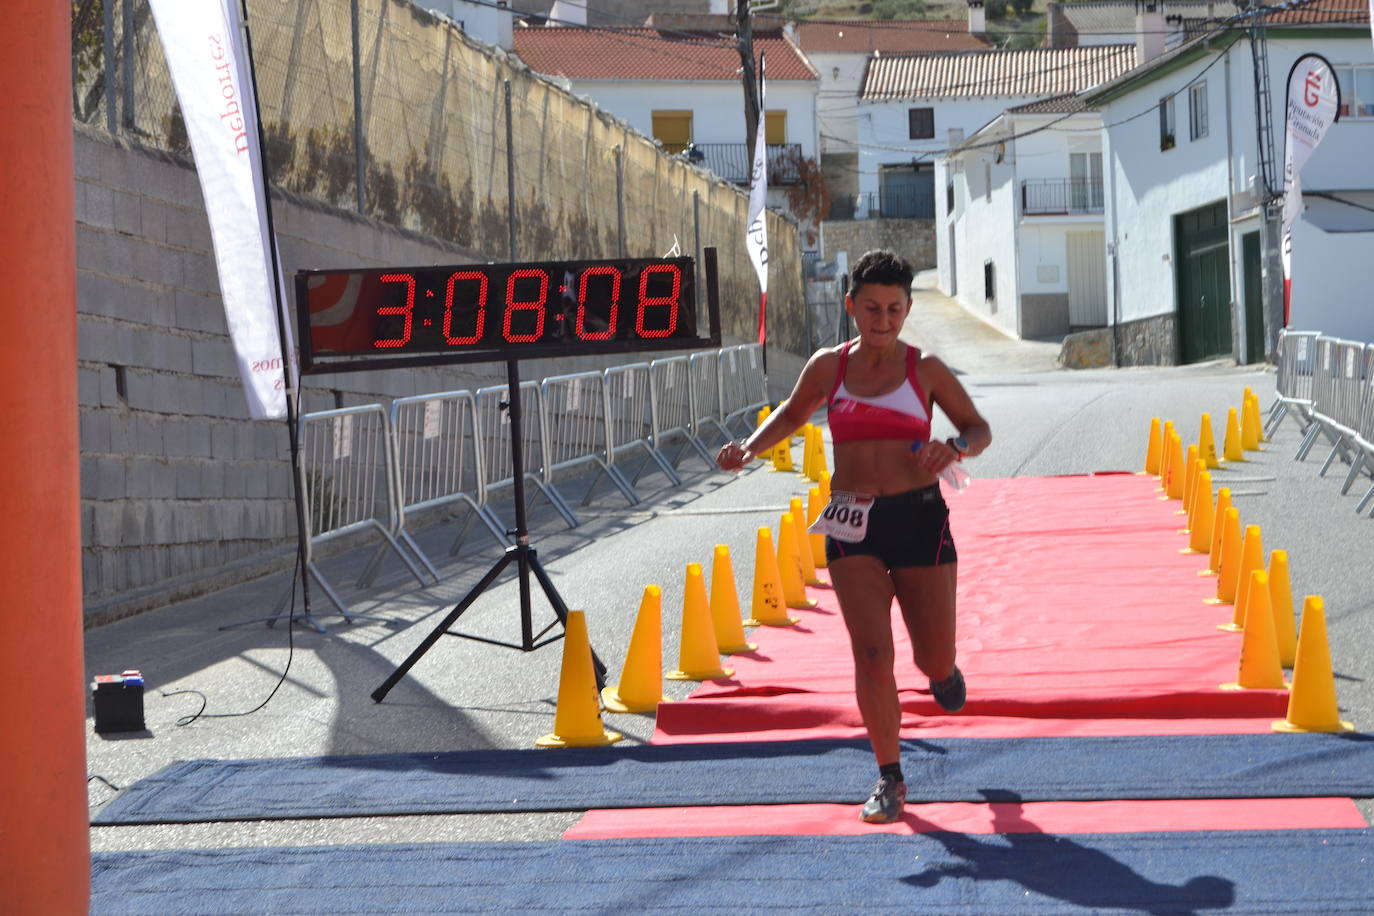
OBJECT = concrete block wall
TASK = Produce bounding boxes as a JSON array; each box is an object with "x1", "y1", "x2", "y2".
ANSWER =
[{"x1": 821, "y1": 218, "x2": 937, "y2": 275}]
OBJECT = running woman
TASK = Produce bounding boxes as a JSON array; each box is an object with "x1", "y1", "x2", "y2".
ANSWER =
[{"x1": 716, "y1": 249, "x2": 991, "y2": 824}]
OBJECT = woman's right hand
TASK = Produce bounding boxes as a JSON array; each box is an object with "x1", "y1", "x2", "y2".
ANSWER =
[{"x1": 716, "y1": 440, "x2": 756, "y2": 472}]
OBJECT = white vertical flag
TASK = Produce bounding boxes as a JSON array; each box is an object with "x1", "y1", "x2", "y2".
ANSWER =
[
  {"x1": 1281, "y1": 54, "x2": 1340, "y2": 328},
  {"x1": 148, "y1": 0, "x2": 292, "y2": 419},
  {"x1": 745, "y1": 54, "x2": 769, "y2": 349}
]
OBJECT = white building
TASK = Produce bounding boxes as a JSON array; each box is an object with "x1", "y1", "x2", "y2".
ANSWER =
[
  {"x1": 857, "y1": 44, "x2": 1135, "y2": 220},
  {"x1": 1084, "y1": 0, "x2": 1374, "y2": 363}
]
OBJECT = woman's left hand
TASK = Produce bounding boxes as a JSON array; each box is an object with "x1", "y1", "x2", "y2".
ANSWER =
[{"x1": 911, "y1": 438, "x2": 960, "y2": 474}]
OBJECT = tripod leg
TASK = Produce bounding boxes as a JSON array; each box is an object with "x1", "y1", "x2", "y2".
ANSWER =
[
  {"x1": 527, "y1": 550, "x2": 608, "y2": 690},
  {"x1": 371, "y1": 549, "x2": 515, "y2": 703}
]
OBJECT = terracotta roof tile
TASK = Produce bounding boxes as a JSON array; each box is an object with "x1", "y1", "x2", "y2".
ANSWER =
[
  {"x1": 1263, "y1": 0, "x2": 1370, "y2": 25},
  {"x1": 794, "y1": 18, "x2": 991, "y2": 53},
  {"x1": 512, "y1": 26, "x2": 817, "y2": 81},
  {"x1": 861, "y1": 45, "x2": 1138, "y2": 100}
]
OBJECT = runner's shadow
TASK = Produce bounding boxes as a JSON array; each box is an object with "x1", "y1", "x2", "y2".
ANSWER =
[{"x1": 900, "y1": 789, "x2": 1235, "y2": 915}]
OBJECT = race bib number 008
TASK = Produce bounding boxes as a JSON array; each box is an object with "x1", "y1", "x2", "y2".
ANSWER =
[{"x1": 808, "y1": 491, "x2": 874, "y2": 543}]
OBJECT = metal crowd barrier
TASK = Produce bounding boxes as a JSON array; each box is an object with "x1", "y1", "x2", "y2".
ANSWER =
[
  {"x1": 604, "y1": 362, "x2": 681, "y2": 491},
  {"x1": 688, "y1": 350, "x2": 732, "y2": 447},
  {"x1": 297, "y1": 404, "x2": 435, "y2": 615},
  {"x1": 1297, "y1": 337, "x2": 1344, "y2": 462},
  {"x1": 1354, "y1": 345, "x2": 1374, "y2": 515},
  {"x1": 475, "y1": 381, "x2": 579, "y2": 530},
  {"x1": 391, "y1": 391, "x2": 510, "y2": 571},
  {"x1": 719, "y1": 343, "x2": 769, "y2": 437},
  {"x1": 1300, "y1": 338, "x2": 1360, "y2": 471},
  {"x1": 650, "y1": 355, "x2": 716, "y2": 469},
  {"x1": 540, "y1": 370, "x2": 638, "y2": 507},
  {"x1": 1265, "y1": 329, "x2": 1320, "y2": 440}
]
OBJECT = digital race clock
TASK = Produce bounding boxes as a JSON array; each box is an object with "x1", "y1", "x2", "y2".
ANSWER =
[{"x1": 295, "y1": 253, "x2": 720, "y2": 374}]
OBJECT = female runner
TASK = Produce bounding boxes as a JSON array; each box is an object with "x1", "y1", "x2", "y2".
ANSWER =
[{"x1": 716, "y1": 249, "x2": 991, "y2": 823}]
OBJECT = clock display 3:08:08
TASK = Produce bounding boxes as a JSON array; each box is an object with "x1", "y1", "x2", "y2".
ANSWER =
[{"x1": 371, "y1": 262, "x2": 686, "y2": 350}]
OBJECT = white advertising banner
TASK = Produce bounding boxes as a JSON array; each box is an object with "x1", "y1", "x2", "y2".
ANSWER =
[
  {"x1": 744, "y1": 56, "x2": 769, "y2": 347},
  {"x1": 148, "y1": 0, "x2": 291, "y2": 419},
  {"x1": 1280, "y1": 53, "x2": 1340, "y2": 326}
]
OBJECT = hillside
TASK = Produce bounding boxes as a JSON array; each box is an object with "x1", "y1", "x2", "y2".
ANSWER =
[{"x1": 786, "y1": 0, "x2": 1048, "y2": 50}]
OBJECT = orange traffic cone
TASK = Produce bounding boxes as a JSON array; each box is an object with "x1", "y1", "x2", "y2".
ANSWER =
[
  {"x1": 746, "y1": 526, "x2": 798, "y2": 627},
  {"x1": 1201, "y1": 487, "x2": 1233, "y2": 576},
  {"x1": 790, "y1": 496, "x2": 827, "y2": 587},
  {"x1": 818, "y1": 470, "x2": 831, "y2": 506},
  {"x1": 777, "y1": 511, "x2": 818, "y2": 610},
  {"x1": 666, "y1": 563, "x2": 733, "y2": 681},
  {"x1": 1157, "y1": 420, "x2": 1176, "y2": 489},
  {"x1": 1144, "y1": 417, "x2": 1162, "y2": 475},
  {"x1": 1219, "y1": 525, "x2": 1264, "y2": 631},
  {"x1": 1206, "y1": 507, "x2": 1242, "y2": 604},
  {"x1": 602, "y1": 585, "x2": 672, "y2": 714},
  {"x1": 709, "y1": 545, "x2": 757, "y2": 655},
  {"x1": 1165, "y1": 432, "x2": 1186, "y2": 500},
  {"x1": 1221, "y1": 570, "x2": 1287, "y2": 690},
  {"x1": 1223, "y1": 407, "x2": 1246, "y2": 462},
  {"x1": 1179, "y1": 445, "x2": 1199, "y2": 516},
  {"x1": 537, "y1": 610, "x2": 624, "y2": 747},
  {"x1": 1242, "y1": 388, "x2": 1262, "y2": 451},
  {"x1": 1183, "y1": 469, "x2": 1213, "y2": 553},
  {"x1": 1198, "y1": 413, "x2": 1220, "y2": 469},
  {"x1": 811, "y1": 427, "x2": 829, "y2": 480},
  {"x1": 771, "y1": 434, "x2": 794, "y2": 472},
  {"x1": 807, "y1": 485, "x2": 827, "y2": 569},
  {"x1": 800, "y1": 424, "x2": 813, "y2": 479},
  {"x1": 1268, "y1": 550, "x2": 1298, "y2": 668},
  {"x1": 1273, "y1": 596, "x2": 1355, "y2": 733}
]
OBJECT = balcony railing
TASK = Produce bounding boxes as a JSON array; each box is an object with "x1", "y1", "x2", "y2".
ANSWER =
[
  {"x1": 831, "y1": 189, "x2": 935, "y2": 220},
  {"x1": 1021, "y1": 178, "x2": 1104, "y2": 215},
  {"x1": 667, "y1": 142, "x2": 803, "y2": 185}
]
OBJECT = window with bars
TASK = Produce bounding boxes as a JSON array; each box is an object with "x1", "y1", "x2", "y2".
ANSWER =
[
  {"x1": 908, "y1": 107, "x2": 934, "y2": 140},
  {"x1": 1189, "y1": 82, "x2": 1208, "y2": 140},
  {"x1": 1159, "y1": 95, "x2": 1176, "y2": 150}
]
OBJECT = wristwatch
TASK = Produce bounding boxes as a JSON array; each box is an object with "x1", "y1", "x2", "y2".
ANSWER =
[{"x1": 947, "y1": 436, "x2": 970, "y2": 458}]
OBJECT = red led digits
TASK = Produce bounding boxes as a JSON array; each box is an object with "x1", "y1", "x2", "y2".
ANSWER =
[
  {"x1": 635, "y1": 263, "x2": 681, "y2": 338},
  {"x1": 503, "y1": 269, "x2": 548, "y2": 343},
  {"x1": 443, "y1": 270, "x2": 488, "y2": 345},
  {"x1": 375, "y1": 273, "x2": 416, "y2": 348},
  {"x1": 575, "y1": 265, "x2": 620, "y2": 341}
]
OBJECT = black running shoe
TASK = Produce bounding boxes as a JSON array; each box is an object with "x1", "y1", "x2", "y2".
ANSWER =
[
  {"x1": 930, "y1": 666, "x2": 966, "y2": 712},
  {"x1": 859, "y1": 776, "x2": 907, "y2": 823}
]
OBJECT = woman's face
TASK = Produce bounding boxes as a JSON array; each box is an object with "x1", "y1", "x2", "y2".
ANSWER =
[{"x1": 846, "y1": 282, "x2": 912, "y2": 345}]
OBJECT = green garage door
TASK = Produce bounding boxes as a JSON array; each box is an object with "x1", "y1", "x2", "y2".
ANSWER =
[{"x1": 1174, "y1": 201, "x2": 1232, "y2": 364}]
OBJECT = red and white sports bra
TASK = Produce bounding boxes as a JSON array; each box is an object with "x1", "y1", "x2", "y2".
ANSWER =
[{"x1": 826, "y1": 341, "x2": 932, "y2": 445}]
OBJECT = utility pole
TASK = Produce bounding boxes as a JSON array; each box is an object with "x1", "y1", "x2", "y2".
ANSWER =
[{"x1": 735, "y1": 0, "x2": 760, "y2": 150}]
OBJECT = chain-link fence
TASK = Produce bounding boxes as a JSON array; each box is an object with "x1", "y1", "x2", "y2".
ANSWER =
[{"x1": 71, "y1": 0, "x2": 807, "y2": 353}]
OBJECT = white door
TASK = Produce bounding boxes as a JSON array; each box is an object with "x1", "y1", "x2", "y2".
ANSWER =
[{"x1": 1066, "y1": 230, "x2": 1107, "y2": 326}]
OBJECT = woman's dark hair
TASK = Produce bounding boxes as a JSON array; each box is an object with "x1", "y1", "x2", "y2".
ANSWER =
[{"x1": 849, "y1": 249, "x2": 914, "y2": 298}]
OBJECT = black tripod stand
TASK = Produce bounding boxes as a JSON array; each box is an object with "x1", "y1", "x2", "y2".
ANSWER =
[{"x1": 371, "y1": 357, "x2": 605, "y2": 703}]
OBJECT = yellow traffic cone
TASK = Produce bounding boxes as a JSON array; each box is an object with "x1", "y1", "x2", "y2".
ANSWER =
[
  {"x1": 1144, "y1": 417, "x2": 1162, "y2": 475},
  {"x1": 807, "y1": 485, "x2": 828, "y2": 569},
  {"x1": 801, "y1": 424, "x2": 814, "y2": 479},
  {"x1": 1206, "y1": 507, "x2": 1242, "y2": 604},
  {"x1": 708, "y1": 545, "x2": 757, "y2": 655},
  {"x1": 1183, "y1": 469, "x2": 1213, "y2": 553},
  {"x1": 810, "y1": 428, "x2": 829, "y2": 481},
  {"x1": 1156, "y1": 421, "x2": 1176, "y2": 489},
  {"x1": 771, "y1": 436, "x2": 794, "y2": 472},
  {"x1": 1223, "y1": 407, "x2": 1246, "y2": 462},
  {"x1": 1252, "y1": 389, "x2": 1271, "y2": 443},
  {"x1": 602, "y1": 586, "x2": 672, "y2": 714},
  {"x1": 1165, "y1": 433, "x2": 1186, "y2": 500},
  {"x1": 1268, "y1": 550, "x2": 1298, "y2": 668},
  {"x1": 777, "y1": 511, "x2": 818, "y2": 610},
  {"x1": 1179, "y1": 445, "x2": 1199, "y2": 516},
  {"x1": 757, "y1": 404, "x2": 772, "y2": 429},
  {"x1": 1273, "y1": 596, "x2": 1355, "y2": 733},
  {"x1": 818, "y1": 470, "x2": 831, "y2": 506},
  {"x1": 537, "y1": 610, "x2": 624, "y2": 747},
  {"x1": 1201, "y1": 487, "x2": 1233, "y2": 576},
  {"x1": 789, "y1": 496, "x2": 827, "y2": 587},
  {"x1": 1219, "y1": 524, "x2": 1264, "y2": 630},
  {"x1": 1242, "y1": 389, "x2": 1262, "y2": 451},
  {"x1": 745, "y1": 526, "x2": 798, "y2": 627},
  {"x1": 1221, "y1": 570, "x2": 1287, "y2": 690},
  {"x1": 1198, "y1": 413, "x2": 1220, "y2": 469},
  {"x1": 666, "y1": 563, "x2": 733, "y2": 681}
]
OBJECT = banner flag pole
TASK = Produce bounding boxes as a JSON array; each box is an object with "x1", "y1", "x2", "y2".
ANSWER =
[{"x1": 745, "y1": 52, "x2": 769, "y2": 379}]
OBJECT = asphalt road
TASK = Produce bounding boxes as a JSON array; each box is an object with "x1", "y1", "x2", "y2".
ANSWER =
[{"x1": 85, "y1": 274, "x2": 1373, "y2": 851}]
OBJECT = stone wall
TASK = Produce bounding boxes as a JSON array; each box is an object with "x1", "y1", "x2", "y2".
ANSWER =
[
  {"x1": 1115, "y1": 313, "x2": 1178, "y2": 367},
  {"x1": 820, "y1": 219, "x2": 937, "y2": 276}
]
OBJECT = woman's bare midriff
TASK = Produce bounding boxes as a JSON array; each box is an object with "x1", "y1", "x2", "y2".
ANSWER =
[{"x1": 829, "y1": 438, "x2": 936, "y2": 496}]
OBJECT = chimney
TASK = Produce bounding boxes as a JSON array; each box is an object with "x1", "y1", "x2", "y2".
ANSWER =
[
  {"x1": 967, "y1": 0, "x2": 986, "y2": 37},
  {"x1": 548, "y1": 0, "x2": 585, "y2": 26},
  {"x1": 1135, "y1": 0, "x2": 1165, "y2": 66}
]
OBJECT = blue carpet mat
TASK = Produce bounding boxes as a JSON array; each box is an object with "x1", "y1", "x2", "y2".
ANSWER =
[
  {"x1": 90, "y1": 830, "x2": 1374, "y2": 914},
  {"x1": 92, "y1": 732, "x2": 1374, "y2": 825}
]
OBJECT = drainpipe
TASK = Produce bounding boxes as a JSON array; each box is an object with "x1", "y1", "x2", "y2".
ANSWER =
[
  {"x1": 1224, "y1": 43, "x2": 1240, "y2": 362},
  {"x1": 1107, "y1": 123, "x2": 1122, "y2": 366}
]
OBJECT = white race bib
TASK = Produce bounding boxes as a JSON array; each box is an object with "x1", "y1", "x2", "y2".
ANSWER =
[{"x1": 808, "y1": 491, "x2": 874, "y2": 543}]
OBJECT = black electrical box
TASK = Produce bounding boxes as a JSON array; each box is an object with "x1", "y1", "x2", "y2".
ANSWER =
[{"x1": 92, "y1": 670, "x2": 145, "y2": 734}]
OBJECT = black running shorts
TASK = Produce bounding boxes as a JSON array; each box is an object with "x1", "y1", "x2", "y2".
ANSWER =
[{"x1": 824, "y1": 484, "x2": 957, "y2": 569}]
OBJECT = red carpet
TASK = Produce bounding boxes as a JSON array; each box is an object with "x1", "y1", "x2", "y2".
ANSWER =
[{"x1": 569, "y1": 474, "x2": 1359, "y2": 839}]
